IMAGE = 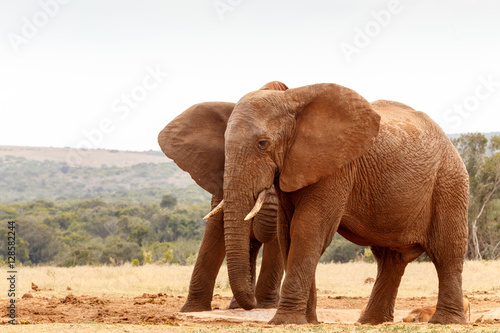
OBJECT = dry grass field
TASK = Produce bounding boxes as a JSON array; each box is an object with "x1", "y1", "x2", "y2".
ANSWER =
[
  {"x1": 3, "y1": 260, "x2": 499, "y2": 298},
  {"x1": 1, "y1": 261, "x2": 500, "y2": 332}
]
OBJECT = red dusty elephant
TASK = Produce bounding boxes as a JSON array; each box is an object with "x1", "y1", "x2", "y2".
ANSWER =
[{"x1": 201, "y1": 81, "x2": 469, "y2": 325}]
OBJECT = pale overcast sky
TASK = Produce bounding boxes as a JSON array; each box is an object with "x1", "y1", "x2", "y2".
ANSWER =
[{"x1": 1, "y1": 0, "x2": 499, "y2": 151}]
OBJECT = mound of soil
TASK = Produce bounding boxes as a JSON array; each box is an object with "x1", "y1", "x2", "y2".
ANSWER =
[{"x1": 1, "y1": 293, "x2": 499, "y2": 328}]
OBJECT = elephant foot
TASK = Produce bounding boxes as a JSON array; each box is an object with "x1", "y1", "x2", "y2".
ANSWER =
[
  {"x1": 358, "y1": 312, "x2": 393, "y2": 325},
  {"x1": 429, "y1": 310, "x2": 466, "y2": 325},
  {"x1": 306, "y1": 311, "x2": 319, "y2": 324},
  {"x1": 357, "y1": 317, "x2": 392, "y2": 325},
  {"x1": 180, "y1": 300, "x2": 212, "y2": 313},
  {"x1": 228, "y1": 297, "x2": 240, "y2": 309},
  {"x1": 269, "y1": 310, "x2": 310, "y2": 325}
]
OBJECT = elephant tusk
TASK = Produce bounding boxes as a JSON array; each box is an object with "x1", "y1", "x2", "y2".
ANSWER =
[
  {"x1": 244, "y1": 190, "x2": 268, "y2": 221},
  {"x1": 203, "y1": 200, "x2": 224, "y2": 220}
]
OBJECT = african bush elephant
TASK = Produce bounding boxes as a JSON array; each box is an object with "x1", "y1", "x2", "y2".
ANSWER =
[
  {"x1": 158, "y1": 87, "x2": 286, "y2": 312},
  {"x1": 202, "y1": 81, "x2": 469, "y2": 324}
]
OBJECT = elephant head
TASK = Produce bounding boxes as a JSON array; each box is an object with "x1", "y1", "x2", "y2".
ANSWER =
[
  {"x1": 157, "y1": 80, "x2": 288, "y2": 196},
  {"x1": 216, "y1": 82, "x2": 381, "y2": 309}
]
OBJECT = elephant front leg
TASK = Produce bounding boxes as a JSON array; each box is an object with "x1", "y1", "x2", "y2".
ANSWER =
[
  {"x1": 180, "y1": 198, "x2": 225, "y2": 312},
  {"x1": 270, "y1": 180, "x2": 351, "y2": 325},
  {"x1": 270, "y1": 275, "x2": 318, "y2": 325},
  {"x1": 270, "y1": 211, "x2": 335, "y2": 324},
  {"x1": 269, "y1": 256, "x2": 317, "y2": 325}
]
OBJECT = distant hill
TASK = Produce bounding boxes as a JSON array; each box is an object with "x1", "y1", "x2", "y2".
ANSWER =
[
  {"x1": 0, "y1": 146, "x2": 207, "y2": 204},
  {"x1": 0, "y1": 146, "x2": 168, "y2": 168}
]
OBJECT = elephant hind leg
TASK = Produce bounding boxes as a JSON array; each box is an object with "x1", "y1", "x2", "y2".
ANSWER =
[
  {"x1": 358, "y1": 246, "x2": 417, "y2": 325},
  {"x1": 425, "y1": 170, "x2": 468, "y2": 325},
  {"x1": 427, "y1": 261, "x2": 466, "y2": 325},
  {"x1": 425, "y1": 236, "x2": 467, "y2": 324}
]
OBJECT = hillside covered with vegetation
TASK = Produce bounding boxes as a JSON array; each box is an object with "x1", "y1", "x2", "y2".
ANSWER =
[{"x1": 0, "y1": 156, "x2": 204, "y2": 204}]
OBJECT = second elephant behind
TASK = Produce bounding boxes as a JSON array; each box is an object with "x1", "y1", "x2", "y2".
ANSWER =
[{"x1": 158, "y1": 92, "x2": 286, "y2": 311}]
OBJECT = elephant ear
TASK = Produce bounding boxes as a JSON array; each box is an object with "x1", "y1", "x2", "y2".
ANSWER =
[
  {"x1": 279, "y1": 83, "x2": 381, "y2": 192},
  {"x1": 158, "y1": 102, "x2": 234, "y2": 197}
]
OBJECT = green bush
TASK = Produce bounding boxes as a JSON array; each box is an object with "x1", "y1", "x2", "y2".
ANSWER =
[
  {"x1": 160, "y1": 194, "x2": 177, "y2": 209},
  {"x1": 100, "y1": 236, "x2": 144, "y2": 265},
  {"x1": 320, "y1": 234, "x2": 367, "y2": 263}
]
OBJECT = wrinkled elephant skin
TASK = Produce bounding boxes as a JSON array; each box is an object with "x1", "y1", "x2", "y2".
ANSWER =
[{"x1": 217, "y1": 81, "x2": 468, "y2": 325}]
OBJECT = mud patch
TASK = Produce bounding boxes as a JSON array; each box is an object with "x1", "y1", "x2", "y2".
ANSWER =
[{"x1": 1, "y1": 294, "x2": 499, "y2": 328}]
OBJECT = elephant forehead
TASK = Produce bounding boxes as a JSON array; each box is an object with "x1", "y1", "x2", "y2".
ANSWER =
[
  {"x1": 225, "y1": 115, "x2": 264, "y2": 140},
  {"x1": 226, "y1": 114, "x2": 288, "y2": 143},
  {"x1": 227, "y1": 107, "x2": 268, "y2": 133},
  {"x1": 234, "y1": 91, "x2": 287, "y2": 116},
  {"x1": 230, "y1": 99, "x2": 290, "y2": 137}
]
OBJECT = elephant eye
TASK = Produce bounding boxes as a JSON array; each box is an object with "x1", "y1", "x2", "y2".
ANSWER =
[{"x1": 258, "y1": 140, "x2": 269, "y2": 150}]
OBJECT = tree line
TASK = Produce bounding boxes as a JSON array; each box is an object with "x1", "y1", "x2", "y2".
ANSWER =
[
  {"x1": 0, "y1": 196, "x2": 209, "y2": 266},
  {"x1": 453, "y1": 133, "x2": 500, "y2": 260}
]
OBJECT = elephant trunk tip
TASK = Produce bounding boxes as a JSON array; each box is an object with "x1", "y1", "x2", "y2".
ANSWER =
[{"x1": 233, "y1": 291, "x2": 257, "y2": 310}]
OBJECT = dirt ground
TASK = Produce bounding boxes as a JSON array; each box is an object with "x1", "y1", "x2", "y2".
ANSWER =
[{"x1": 2, "y1": 291, "x2": 500, "y2": 329}]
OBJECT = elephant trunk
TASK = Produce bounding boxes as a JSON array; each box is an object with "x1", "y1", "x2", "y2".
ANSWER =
[{"x1": 223, "y1": 180, "x2": 257, "y2": 310}]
